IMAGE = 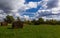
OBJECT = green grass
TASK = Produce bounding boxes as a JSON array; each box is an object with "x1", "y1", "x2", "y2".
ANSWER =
[{"x1": 0, "y1": 24, "x2": 60, "y2": 38}]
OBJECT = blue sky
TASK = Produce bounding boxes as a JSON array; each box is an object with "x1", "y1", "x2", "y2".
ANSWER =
[
  {"x1": 21, "y1": 0, "x2": 42, "y2": 17},
  {"x1": 25, "y1": 0, "x2": 41, "y2": 3}
]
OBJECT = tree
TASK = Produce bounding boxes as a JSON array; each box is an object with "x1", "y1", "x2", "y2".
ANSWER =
[
  {"x1": 46, "y1": 19, "x2": 57, "y2": 25},
  {"x1": 38, "y1": 18, "x2": 44, "y2": 24},
  {"x1": 31, "y1": 19, "x2": 40, "y2": 25},
  {"x1": 4, "y1": 15, "x2": 15, "y2": 23},
  {"x1": 17, "y1": 17, "x2": 20, "y2": 21},
  {"x1": 31, "y1": 18, "x2": 44, "y2": 25}
]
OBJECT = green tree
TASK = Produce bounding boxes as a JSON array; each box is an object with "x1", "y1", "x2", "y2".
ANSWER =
[
  {"x1": 38, "y1": 18, "x2": 44, "y2": 24},
  {"x1": 46, "y1": 19, "x2": 57, "y2": 25},
  {"x1": 17, "y1": 17, "x2": 21, "y2": 21},
  {"x1": 31, "y1": 18, "x2": 44, "y2": 25},
  {"x1": 5, "y1": 15, "x2": 15, "y2": 23}
]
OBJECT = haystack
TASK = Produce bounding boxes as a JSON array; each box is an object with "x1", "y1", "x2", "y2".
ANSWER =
[
  {"x1": 1, "y1": 22, "x2": 8, "y2": 26},
  {"x1": 12, "y1": 21, "x2": 24, "y2": 29}
]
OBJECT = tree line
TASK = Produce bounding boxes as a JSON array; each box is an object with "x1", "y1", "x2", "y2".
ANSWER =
[
  {"x1": 3, "y1": 15, "x2": 60, "y2": 25},
  {"x1": 24, "y1": 18, "x2": 60, "y2": 25}
]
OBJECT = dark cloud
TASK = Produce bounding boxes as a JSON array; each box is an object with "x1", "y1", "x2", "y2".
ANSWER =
[
  {"x1": 0, "y1": 0, "x2": 25, "y2": 14},
  {"x1": 47, "y1": 0, "x2": 58, "y2": 9},
  {"x1": 0, "y1": 0, "x2": 25, "y2": 21}
]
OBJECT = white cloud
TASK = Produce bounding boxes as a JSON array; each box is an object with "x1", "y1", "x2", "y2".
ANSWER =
[
  {"x1": 27, "y1": 2, "x2": 37, "y2": 8},
  {"x1": 35, "y1": 0, "x2": 60, "y2": 20},
  {"x1": 23, "y1": 15, "x2": 30, "y2": 20},
  {"x1": 38, "y1": 9, "x2": 50, "y2": 13},
  {"x1": 51, "y1": 8, "x2": 60, "y2": 14},
  {"x1": 50, "y1": 0, "x2": 60, "y2": 14}
]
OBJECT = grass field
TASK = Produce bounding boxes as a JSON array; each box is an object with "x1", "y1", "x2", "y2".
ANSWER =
[{"x1": 0, "y1": 24, "x2": 60, "y2": 38}]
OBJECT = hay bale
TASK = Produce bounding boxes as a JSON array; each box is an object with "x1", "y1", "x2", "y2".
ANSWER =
[
  {"x1": 12, "y1": 21, "x2": 24, "y2": 29},
  {"x1": 1, "y1": 22, "x2": 8, "y2": 26}
]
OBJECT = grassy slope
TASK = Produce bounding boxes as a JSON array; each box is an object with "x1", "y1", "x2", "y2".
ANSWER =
[{"x1": 0, "y1": 25, "x2": 60, "y2": 38}]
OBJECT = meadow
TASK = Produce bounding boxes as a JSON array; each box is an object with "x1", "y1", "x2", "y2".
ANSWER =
[{"x1": 0, "y1": 24, "x2": 60, "y2": 38}]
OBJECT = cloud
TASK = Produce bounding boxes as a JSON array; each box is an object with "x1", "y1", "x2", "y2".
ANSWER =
[
  {"x1": 0, "y1": 0, "x2": 38, "y2": 13},
  {"x1": 47, "y1": 0, "x2": 58, "y2": 9},
  {"x1": 27, "y1": 2, "x2": 37, "y2": 8},
  {"x1": 23, "y1": 15, "x2": 30, "y2": 20},
  {"x1": 46, "y1": 0, "x2": 60, "y2": 14},
  {"x1": 16, "y1": 15, "x2": 30, "y2": 21},
  {"x1": 0, "y1": 0, "x2": 60, "y2": 21},
  {"x1": 0, "y1": 0, "x2": 26, "y2": 21},
  {"x1": 35, "y1": 0, "x2": 60, "y2": 20},
  {"x1": 0, "y1": 0, "x2": 35, "y2": 21},
  {"x1": 0, "y1": 0, "x2": 25, "y2": 13}
]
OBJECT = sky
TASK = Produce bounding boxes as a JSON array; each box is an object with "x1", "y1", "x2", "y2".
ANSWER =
[{"x1": 0, "y1": 0, "x2": 60, "y2": 21}]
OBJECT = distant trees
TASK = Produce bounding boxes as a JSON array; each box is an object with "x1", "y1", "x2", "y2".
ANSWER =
[
  {"x1": 45, "y1": 19, "x2": 57, "y2": 25},
  {"x1": 3, "y1": 15, "x2": 60, "y2": 25},
  {"x1": 38, "y1": 18, "x2": 44, "y2": 24},
  {"x1": 31, "y1": 18, "x2": 44, "y2": 25},
  {"x1": 56, "y1": 21, "x2": 60, "y2": 25},
  {"x1": 31, "y1": 19, "x2": 40, "y2": 25},
  {"x1": 28, "y1": 18, "x2": 60, "y2": 25},
  {"x1": 24, "y1": 20, "x2": 31, "y2": 25},
  {"x1": 17, "y1": 17, "x2": 21, "y2": 21},
  {"x1": 4, "y1": 15, "x2": 15, "y2": 23}
]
